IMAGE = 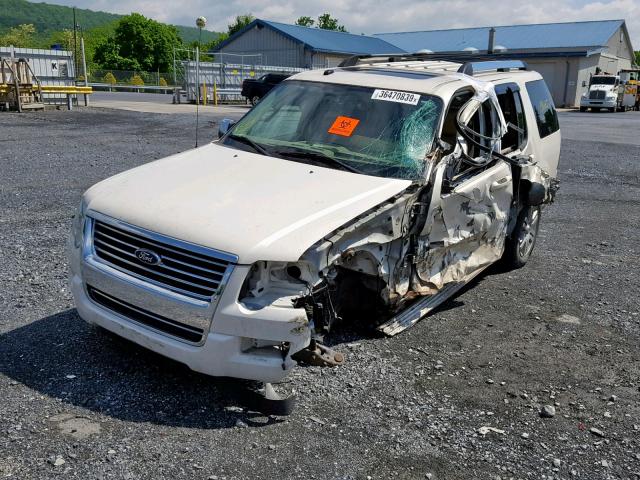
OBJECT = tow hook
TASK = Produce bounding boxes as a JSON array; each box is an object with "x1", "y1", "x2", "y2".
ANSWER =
[{"x1": 292, "y1": 339, "x2": 345, "y2": 367}]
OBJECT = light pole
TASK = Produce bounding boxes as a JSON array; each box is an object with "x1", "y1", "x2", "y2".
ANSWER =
[{"x1": 195, "y1": 16, "x2": 206, "y2": 147}]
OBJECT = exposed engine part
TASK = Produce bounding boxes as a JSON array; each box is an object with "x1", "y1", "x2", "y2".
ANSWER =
[
  {"x1": 291, "y1": 339, "x2": 345, "y2": 367},
  {"x1": 292, "y1": 278, "x2": 340, "y2": 334}
]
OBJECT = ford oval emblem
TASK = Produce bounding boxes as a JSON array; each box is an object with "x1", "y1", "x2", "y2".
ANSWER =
[{"x1": 134, "y1": 248, "x2": 161, "y2": 266}]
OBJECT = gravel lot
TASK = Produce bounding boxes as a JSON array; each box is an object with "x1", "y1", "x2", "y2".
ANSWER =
[{"x1": 1, "y1": 107, "x2": 639, "y2": 480}]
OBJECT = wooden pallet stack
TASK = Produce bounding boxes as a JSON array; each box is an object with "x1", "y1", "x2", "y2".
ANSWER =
[{"x1": 0, "y1": 58, "x2": 45, "y2": 112}]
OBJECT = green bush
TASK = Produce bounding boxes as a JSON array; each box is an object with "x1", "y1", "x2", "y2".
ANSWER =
[
  {"x1": 159, "y1": 77, "x2": 168, "y2": 87},
  {"x1": 129, "y1": 74, "x2": 144, "y2": 86},
  {"x1": 103, "y1": 72, "x2": 117, "y2": 84}
]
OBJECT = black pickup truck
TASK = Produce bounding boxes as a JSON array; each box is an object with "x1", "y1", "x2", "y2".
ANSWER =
[{"x1": 241, "y1": 73, "x2": 290, "y2": 105}]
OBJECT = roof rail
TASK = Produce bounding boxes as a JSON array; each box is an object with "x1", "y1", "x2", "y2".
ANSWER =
[{"x1": 338, "y1": 52, "x2": 528, "y2": 75}]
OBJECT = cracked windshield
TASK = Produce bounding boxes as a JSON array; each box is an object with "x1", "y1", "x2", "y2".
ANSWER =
[{"x1": 223, "y1": 80, "x2": 442, "y2": 179}]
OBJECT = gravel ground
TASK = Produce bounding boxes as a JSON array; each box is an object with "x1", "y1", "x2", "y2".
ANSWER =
[{"x1": 1, "y1": 107, "x2": 639, "y2": 480}]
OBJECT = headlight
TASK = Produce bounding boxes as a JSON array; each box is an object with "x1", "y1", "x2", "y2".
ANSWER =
[
  {"x1": 71, "y1": 197, "x2": 88, "y2": 249},
  {"x1": 239, "y1": 261, "x2": 316, "y2": 306}
]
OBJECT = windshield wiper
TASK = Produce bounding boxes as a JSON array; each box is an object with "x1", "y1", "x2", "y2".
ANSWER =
[
  {"x1": 272, "y1": 147, "x2": 362, "y2": 174},
  {"x1": 228, "y1": 134, "x2": 270, "y2": 156}
]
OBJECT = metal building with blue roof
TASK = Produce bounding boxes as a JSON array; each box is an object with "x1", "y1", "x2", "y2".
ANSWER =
[
  {"x1": 213, "y1": 19, "x2": 403, "y2": 70},
  {"x1": 213, "y1": 18, "x2": 635, "y2": 107}
]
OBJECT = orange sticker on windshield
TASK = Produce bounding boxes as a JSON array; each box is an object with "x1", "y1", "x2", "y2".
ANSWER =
[{"x1": 328, "y1": 116, "x2": 359, "y2": 136}]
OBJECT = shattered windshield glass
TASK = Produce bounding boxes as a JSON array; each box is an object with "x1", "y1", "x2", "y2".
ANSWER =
[{"x1": 223, "y1": 80, "x2": 443, "y2": 179}]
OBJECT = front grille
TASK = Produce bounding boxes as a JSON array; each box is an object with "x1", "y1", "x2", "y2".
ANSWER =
[
  {"x1": 87, "y1": 286, "x2": 204, "y2": 343},
  {"x1": 589, "y1": 90, "x2": 606, "y2": 100},
  {"x1": 91, "y1": 219, "x2": 233, "y2": 301}
]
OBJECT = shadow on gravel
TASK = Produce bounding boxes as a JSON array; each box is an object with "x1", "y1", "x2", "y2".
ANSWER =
[{"x1": 0, "y1": 309, "x2": 284, "y2": 429}]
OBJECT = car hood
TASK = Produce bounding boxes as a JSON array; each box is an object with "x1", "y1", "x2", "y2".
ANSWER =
[{"x1": 84, "y1": 142, "x2": 412, "y2": 264}]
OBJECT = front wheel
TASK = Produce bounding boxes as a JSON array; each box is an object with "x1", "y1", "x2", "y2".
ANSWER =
[
  {"x1": 250, "y1": 95, "x2": 260, "y2": 106},
  {"x1": 579, "y1": 106, "x2": 587, "y2": 112},
  {"x1": 502, "y1": 206, "x2": 541, "y2": 270}
]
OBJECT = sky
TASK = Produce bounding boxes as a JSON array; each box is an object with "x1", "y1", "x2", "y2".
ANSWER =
[{"x1": 45, "y1": 0, "x2": 639, "y2": 48}]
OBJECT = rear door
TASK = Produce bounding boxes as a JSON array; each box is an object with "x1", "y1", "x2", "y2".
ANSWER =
[{"x1": 521, "y1": 79, "x2": 561, "y2": 178}]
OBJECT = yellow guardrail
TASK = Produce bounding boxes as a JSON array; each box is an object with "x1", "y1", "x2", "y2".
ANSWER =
[
  {"x1": 42, "y1": 85, "x2": 93, "y2": 94},
  {"x1": 0, "y1": 84, "x2": 93, "y2": 95}
]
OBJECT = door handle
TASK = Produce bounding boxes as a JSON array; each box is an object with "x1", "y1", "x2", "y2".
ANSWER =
[{"x1": 490, "y1": 176, "x2": 511, "y2": 192}]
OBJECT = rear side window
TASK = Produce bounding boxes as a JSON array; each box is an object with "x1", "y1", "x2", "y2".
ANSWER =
[
  {"x1": 496, "y1": 83, "x2": 527, "y2": 152},
  {"x1": 525, "y1": 79, "x2": 559, "y2": 138}
]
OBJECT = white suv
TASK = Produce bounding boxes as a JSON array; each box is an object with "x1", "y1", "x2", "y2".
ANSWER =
[{"x1": 69, "y1": 55, "x2": 561, "y2": 383}]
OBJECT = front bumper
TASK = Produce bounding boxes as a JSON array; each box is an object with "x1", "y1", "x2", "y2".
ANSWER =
[
  {"x1": 68, "y1": 221, "x2": 311, "y2": 383},
  {"x1": 580, "y1": 98, "x2": 616, "y2": 108}
]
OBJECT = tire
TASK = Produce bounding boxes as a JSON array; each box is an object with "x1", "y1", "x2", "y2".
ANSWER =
[
  {"x1": 579, "y1": 107, "x2": 587, "y2": 112},
  {"x1": 608, "y1": 107, "x2": 616, "y2": 113},
  {"x1": 502, "y1": 206, "x2": 541, "y2": 270},
  {"x1": 250, "y1": 95, "x2": 260, "y2": 106}
]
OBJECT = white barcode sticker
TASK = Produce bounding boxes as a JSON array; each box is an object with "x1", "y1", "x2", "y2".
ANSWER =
[{"x1": 371, "y1": 89, "x2": 420, "y2": 105}]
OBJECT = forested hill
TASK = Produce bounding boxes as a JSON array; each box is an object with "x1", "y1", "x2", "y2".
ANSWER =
[{"x1": 0, "y1": 0, "x2": 219, "y2": 44}]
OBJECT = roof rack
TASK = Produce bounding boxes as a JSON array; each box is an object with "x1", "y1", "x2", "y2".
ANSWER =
[{"x1": 337, "y1": 52, "x2": 528, "y2": 76}]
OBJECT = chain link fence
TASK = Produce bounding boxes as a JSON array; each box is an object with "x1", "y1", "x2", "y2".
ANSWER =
[
  {"x1": 87, "y1": 47, "x2": 310, "y2": 99},
  {"x1": 88, "y1": 69, "x2": 175, "y2": 90}
]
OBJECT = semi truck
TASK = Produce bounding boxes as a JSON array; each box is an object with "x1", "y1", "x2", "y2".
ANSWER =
[{"x1": 580, "y1": 70, "x2": 640, "y2": 112}]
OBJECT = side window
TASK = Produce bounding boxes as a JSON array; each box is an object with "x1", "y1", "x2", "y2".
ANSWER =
[
  {"x1": 444, "y1": 94, "x2": 499, "y2": 182},
  {"x1": 525, "y1": 79, "x2": 559, "y2": 138},
  {"x1": 440, "y1": 89, "x2": 474, "y2": 150},
  {"x1": 496, "y1": 83, "x2": 527, "y2": 152}
]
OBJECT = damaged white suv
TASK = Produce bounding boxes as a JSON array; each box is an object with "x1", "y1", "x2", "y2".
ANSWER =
[{"x1": 69, "y1": 55, "x2": 560, "y2": 384}]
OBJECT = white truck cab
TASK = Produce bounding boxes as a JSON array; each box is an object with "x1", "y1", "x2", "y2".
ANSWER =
[
  {"x1": 580, "y1": 73, "x2": 629, "y2": 112},
  {"x1": 69, "y1": 55, "x2": 561, "y2": 383}
]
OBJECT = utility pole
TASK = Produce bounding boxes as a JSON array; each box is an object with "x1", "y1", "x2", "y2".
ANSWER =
[
  {"x1": 172, "y1": 47, "x2": 177, "y2": 86},
  {"x1": 73, "y1": 7, "x2": 78, "y2": 79},
  {"x1": 80, "y1": 36, "x2": 89, "y2": 106},
  {"x1": 195, "y1": 16, "x2": 207, "y2": 148}
]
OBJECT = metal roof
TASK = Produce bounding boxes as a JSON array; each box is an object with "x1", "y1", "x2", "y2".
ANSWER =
[
  {"x1": 214, "y1": 19, "x2": 404, "y2": 55},
  {"x1": 374, "y1": 20, "x2": 625, "y2": 53}
]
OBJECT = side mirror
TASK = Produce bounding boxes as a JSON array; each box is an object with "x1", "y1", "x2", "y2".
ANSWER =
[{"x1": 218, "y1": 118, "x2": 236, "y2": 138}]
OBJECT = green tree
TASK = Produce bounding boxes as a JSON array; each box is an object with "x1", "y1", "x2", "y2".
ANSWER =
[
  {"x1": 635, "y1": 51, "x2": 640, "y2": 67},
  {"x1": 48, "y1": 28, "x2": 74, "y2": 51},
  {"x1": 94, "y1": 13, "x2": 181, "y2": 72},
  {"x1": 295, "y1": 16, "x2": 315, "y2": 27},
  {"x1": 79, "y1": 22, "x2": 119, "y2": 69},
  {"x1": 0, "y1": 23, "x2": 37, "y2": 47},
  {"x1": 316, "y1": 13, "x2": 346, "y2": 32},
  {"x1": 204, "y1": 15, "x2": 253, "y2": 52},
  {"x1": 228, "y1": 14, "x2": 254, "y2": 36},
  {"x1": 94, "y1": 36, "x2": 141, "y2": 70},
  {"x1": 206, "y1": 32, "x2": 228, "y2": 50}
]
